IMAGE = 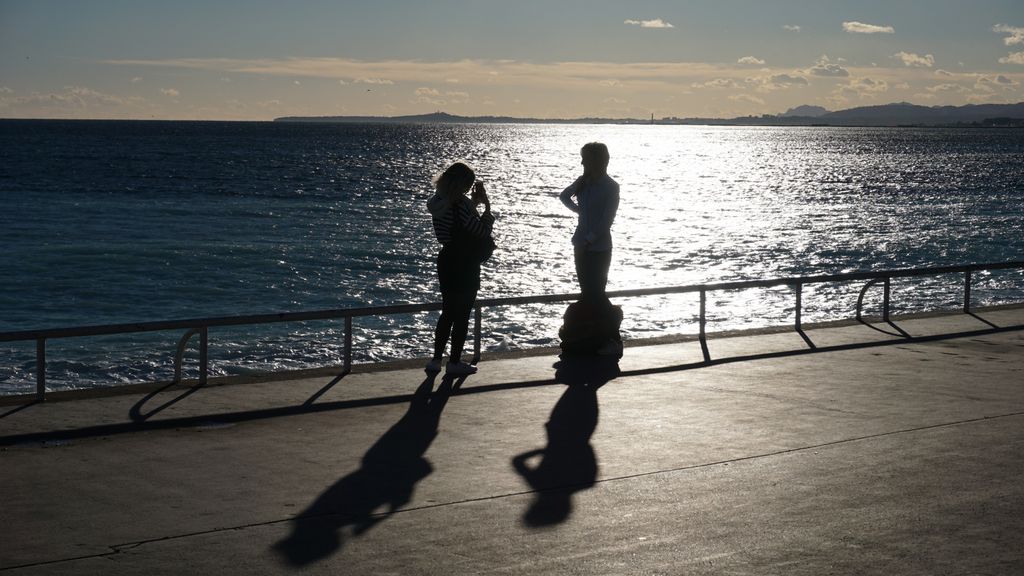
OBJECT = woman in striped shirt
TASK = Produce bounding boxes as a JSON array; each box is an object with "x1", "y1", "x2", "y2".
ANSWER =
[{"x1": 425, "y1": 162, "x2": 495, "y2": 375}]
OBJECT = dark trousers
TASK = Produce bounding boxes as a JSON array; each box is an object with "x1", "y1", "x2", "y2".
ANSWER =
[
  {"x1": 433, "y1": 288, "x2": 476, "y2": 362},
  {"x1": 574, "y1": 247, "x2": 612, "y2": 305},
  {"x1": 434, "y1": 244, "x2": 479, "y2": 363}
]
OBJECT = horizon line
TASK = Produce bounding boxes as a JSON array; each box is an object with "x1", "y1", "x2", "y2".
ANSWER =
[{"x1": 3, "y1": 99, "x2": 1024, "y2": 125}]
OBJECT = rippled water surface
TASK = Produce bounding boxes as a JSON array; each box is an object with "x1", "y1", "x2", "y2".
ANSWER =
[{"x1": 2, "y1": 120, "x2": 1022, "y2": 393}]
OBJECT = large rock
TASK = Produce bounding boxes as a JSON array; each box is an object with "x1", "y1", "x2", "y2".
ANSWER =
[{"x1": 558, "y1": 300, "x2": 623, "y2": 357}]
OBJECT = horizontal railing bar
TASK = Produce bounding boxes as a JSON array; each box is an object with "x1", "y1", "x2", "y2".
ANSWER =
[
  {"x1": 2, "y1": 260, "x2": 1022, "y2": 343},
  {"x1": 0, "y1": 303, "x2": 445, "y2": 342}
]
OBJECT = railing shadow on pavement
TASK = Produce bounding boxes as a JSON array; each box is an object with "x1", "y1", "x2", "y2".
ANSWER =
[
  {"x1": 0, "y1": 400, "x2": 41, "y2": 419},
  {"x1": 856, "y1": 318, "x2": 912, "y2": 339},
  {"x1": 967, "y1": 312, "x2": 999, "y2": 329},
  {"x1": 128, "y1": 361, "x2": 348, "y2": 423},
  {"x1": 1, "y1": 311, "x2": 1022, "y2": 447},
  {"x1": 129, "y1": 380, "x2": 205, "y2": 423},
  {"x1": 616, "y1": 314, "x2": 1021, "y2": 379}
]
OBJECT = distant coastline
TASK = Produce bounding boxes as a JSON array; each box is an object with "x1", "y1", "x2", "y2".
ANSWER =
[{"x1": 275, "y1": 102, "x2": 1024, "y2": 128}]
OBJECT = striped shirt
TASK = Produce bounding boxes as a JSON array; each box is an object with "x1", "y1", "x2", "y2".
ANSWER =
[{"x1": 427, "y1": 194, "x2": 494, "y2": 245}]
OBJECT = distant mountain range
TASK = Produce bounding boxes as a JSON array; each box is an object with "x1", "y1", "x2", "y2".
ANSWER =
[
  {"x1": 276, "y1": 102, "x2": 1024, "y2": 127},
  {"x1": 807, "y1": 102, "x2": 1024, "y2": 126},
  {"x1": 779, "y1": 105, "x2": 830, "y2": 118}
]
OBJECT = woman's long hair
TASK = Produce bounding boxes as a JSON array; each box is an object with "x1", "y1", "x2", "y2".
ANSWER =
[{"x1": 434, "y1": 162, "x2": 475, "y2": 205}]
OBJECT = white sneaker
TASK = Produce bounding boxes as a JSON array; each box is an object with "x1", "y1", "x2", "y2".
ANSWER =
[
  {"x1": 425, "y1": 359, "x2": 442, "y2": 373},
  {"x1": 445, "y1": 361, "x2": 478, "y2": 375}
]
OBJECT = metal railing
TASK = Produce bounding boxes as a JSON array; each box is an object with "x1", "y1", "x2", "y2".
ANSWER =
[{"x1": 2, "y1": 260, "x2": 1022, "y2": 401}]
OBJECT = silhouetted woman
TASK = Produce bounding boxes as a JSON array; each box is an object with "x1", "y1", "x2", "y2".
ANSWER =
[
  {"x1": 560, "y1": 142, "x2": 619, "y2": 305},
  {"x1": 426, "y1": 162, "x2": 494, "y2": 375}
]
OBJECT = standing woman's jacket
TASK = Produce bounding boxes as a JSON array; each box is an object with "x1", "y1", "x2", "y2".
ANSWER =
[
  {"x1": 427, "y1": 194, "x2": 494, "y2": 291},
  {"x1": 427, "y1": 194, "x2": 494, "y2": 244}
]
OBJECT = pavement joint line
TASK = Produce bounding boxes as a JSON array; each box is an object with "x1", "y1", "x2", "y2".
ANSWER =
[
  {"x1": 6, "y1": 409, "x2": 1021, "y2": 572},
  {"x1": 0, "y1": 550, "x2": 122, "y2": 573}
]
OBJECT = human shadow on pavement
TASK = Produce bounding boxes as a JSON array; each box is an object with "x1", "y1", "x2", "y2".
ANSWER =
[
  {"x1": 511, "y1": 356, "x2": 619, "y2": 527},
  {"x1": 273, "y1": 373, "x2": 458, "y2": 566}
]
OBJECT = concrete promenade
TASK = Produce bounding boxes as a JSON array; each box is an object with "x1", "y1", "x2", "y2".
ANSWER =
[{"x1": 2, "y1": 308, "x2": 1023, "y2": 574}]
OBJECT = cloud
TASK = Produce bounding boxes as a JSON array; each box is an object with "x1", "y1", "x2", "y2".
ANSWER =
[
  {"x1": 833, "y1": 77, "x2": 890, "y2": 100},
  {"x1": 100, "y1": 56, "x2": 861, "y2": 101},
  {"x1": 444, "y1": 91, "x2": 470, "y2": 104},
  {"x1": 748, "y1": 73, "x2": 809, "y2": 92},
  {"x1": 728, "y1": 94, "x2": 764, "y2": 104},
  {"x1": 894, "y1": 52, "x2": 935, "y2": 68},
  {"x1": 131, "y1": 77, "x2": 143, "y2": 83},
  {"x1": 159, "y1": 88, "x2": 180, "y2": 97},
  {"x1": 412, "y1": 95, "x2": 444, "y2": 106},
  {"x1": 843, "y1": 21, "x2": 895, "y2": 34},
  {"x1": 935, "y1": 69, "x2": 954, "y2": 77},
  {"x1": 624, "y1": 19, "x2": 674, "y2": 29},
  {"x1": 993, "y1": 24, "x2": 1024, "y2": 46},
  {"x1": 445, "y1": 78, "x2": 461, "y2": 84},
  {"x1": 976, "y1": 74, "x2": 1020, "y2": 90},
  {"x1": 737, "y1": 56, "x2": 766, "y2": 65},
  {"x1": 338, "y1": 79, "x2": 347, "y2": 85},
  {"x1": 926, "y1": 83, "x2": 968, "y2": 93},
  {"x1": 999, "y1": 52, "x2": 1024, "y2": 64},
  {"x1": 809, "y1": 55, "x2": 849, "y2": 77},
  {"x1": 0, "y1": 86, "x2": 145, "y2": 111},
  {"x1": 782, "y1": 25, "x2": 801, "y2": 32},
  {"x1": 293, "y1": 80, "x2": 301, "y2": 85},
  {"x1": 354, "y1": 78, "x2": 394, "y2": 85},
  {"x1": 849, "y1": 77, "x2": 889, "y2": 93},
  {"x1": 691, "y1": 78, "x2": 740, "y2": 89},
  {"x1": 966, "y1": 93, "x2": 1007, "y2": 104},
  {"x1": 766, "y1": 73, "x2": 808, "y2": 87},
  {"x1": 96, "y1": 57, "x2": 719, "y2": 92},
  {"x1": 411, "y1": 87, "x2": 469, "y2": 106}
]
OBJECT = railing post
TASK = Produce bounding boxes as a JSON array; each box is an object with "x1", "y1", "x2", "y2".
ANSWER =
[
  {"x1": 794, "y1": 282, "x2": 803, "y2": 332},
  {"x1": 964, "y1": 270, "x2": 972, "y2": 313},
  {"x1": 36, "y1": 338, "x2": 46, "y2": 402},
  {"x1": 199, "y1": 327, "x2": 208, "y2": 385},
  {"x1": 883, "y1": 276, "x2": 891, "y2": 322},
  {"x1": 343, "y1": 316, "x2": 352, "y2": 374},
  {"x1": 698, "y1": 289, "x2": 710, "y2": 363},
  {"x1": 472, "y1": 305, "x2": 482, "y2": 365}
]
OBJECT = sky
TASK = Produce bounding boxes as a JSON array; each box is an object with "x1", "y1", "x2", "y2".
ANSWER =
[{"x1": 1, "y1": 0, "x2": 1023, "y2": 120}]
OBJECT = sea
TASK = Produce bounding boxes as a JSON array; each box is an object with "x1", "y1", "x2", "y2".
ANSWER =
[{"x1": 1, "y1": 119, "x2": 1022, "y2": 394}]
